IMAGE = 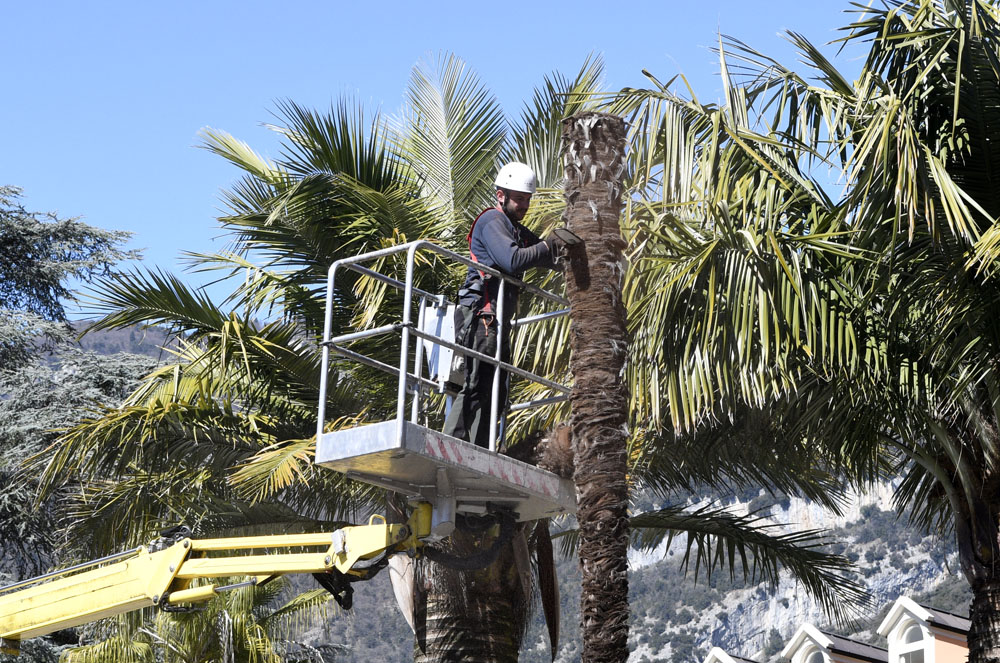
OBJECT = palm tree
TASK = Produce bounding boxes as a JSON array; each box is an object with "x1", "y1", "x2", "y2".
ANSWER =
[
  {"x1": 62, "y1": 577, "x2": 331, "y2": 663},
  {"x1": 785, "y1": 2, "x2": 1000, "y2": 657},
  {"x1": 37, "y1": 53, "x2": 866, "y2": 662},
  {"x1": 529, "y1": 36, "x2": 868, "y2": 658},
  {"x1": 611, "y1": 1, "x2": 1000, "y2": 660},
  {"x1": 559, "y1": 112, "x2": 630, "y2": 663}
]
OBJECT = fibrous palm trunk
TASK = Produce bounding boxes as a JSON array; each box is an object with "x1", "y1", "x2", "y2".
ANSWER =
[
  {"x1": 560, "y1": 112, "x2": 629, "y2": 663},
  {"x1": 969, "y1": 575, "x2": 1000, "y2": 663},
  {"x1": 956, "y1": 489, "x2": 1000, "y2": 663},
  {"x1": 413, "y1": 526, "x2": 530, "y2": 663}
]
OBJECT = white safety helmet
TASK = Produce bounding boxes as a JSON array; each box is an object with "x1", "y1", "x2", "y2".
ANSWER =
[{"x1": 494, "y1": 162, "x2": 537, "y2": 194}]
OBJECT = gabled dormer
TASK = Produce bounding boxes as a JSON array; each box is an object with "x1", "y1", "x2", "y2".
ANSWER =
[
  {"x1": 781, "y1": 623, "x2": 888, "y2": 663},
  {"x1": 704, "y1": 646, "x2": 758, "y2": 663},
  {"x1": 876, "y1": 597, "x2": 969, "y2": 663}
]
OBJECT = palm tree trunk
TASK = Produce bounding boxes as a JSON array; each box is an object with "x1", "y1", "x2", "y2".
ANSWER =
[
  {"x1": 414, "y1": 526, "x2": 530, "y2": 663},
  {"x1": 957, "y1": 502, "x2": 1000, "y2": 663},
  {"x1": 560, "y1": 112, "x2": 629, "y2": 663},
  {"x1": 969, "y1": 576, "x2": 1000, "y2": 663}
]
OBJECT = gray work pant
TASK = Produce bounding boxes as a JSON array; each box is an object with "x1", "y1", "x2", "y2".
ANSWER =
[{"x1": 442, "y1": 306, "x2": 509, "y2": 448}]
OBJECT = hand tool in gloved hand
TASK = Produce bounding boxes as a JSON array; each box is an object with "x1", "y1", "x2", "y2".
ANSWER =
[{"x1": 545, "y1": 227, "x2": 583, "y2": 264}]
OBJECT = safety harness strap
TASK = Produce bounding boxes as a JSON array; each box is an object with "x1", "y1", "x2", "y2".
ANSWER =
[{"x1": 467, "y1": 208, "x2": 495, "y2": 316}]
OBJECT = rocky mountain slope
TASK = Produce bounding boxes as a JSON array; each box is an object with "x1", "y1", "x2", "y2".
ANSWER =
[{"x1": 620, "y1": 487, "x2": 967, "y2": 663}]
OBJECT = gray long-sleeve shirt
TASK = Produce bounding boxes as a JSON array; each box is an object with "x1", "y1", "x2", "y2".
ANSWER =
[{"x1": 458, "y1": 208, "x2": 556, "y2": 315}]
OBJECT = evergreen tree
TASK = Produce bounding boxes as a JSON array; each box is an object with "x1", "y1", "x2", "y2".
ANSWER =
[{"x1": 0, "y1": 187, "x2": 147, "y2": 663}]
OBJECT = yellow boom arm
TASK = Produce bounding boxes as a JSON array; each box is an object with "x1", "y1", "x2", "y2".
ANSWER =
[{"x1": 0, "y1": 504, "x2": 431, "y2": 655}]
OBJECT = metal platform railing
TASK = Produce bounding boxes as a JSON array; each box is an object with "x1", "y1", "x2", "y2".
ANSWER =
[{"x1": 317, "y1": 240, "x2": 570, "y2": 453}]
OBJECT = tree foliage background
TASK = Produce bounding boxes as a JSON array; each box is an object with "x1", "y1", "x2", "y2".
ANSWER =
[
  {"x1": 24, "y1": 0, "x2": 1000, "y2": 656},
  {"x1": 18, "y1": 43, "x2": 877, "y2": 662},
  {"x1": 0, "y1": 188, "x2": 151, "y2": 663}
]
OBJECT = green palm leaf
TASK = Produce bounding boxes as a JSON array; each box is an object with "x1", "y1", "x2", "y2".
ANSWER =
[
  {"x1": 395, "y1": 52, "x2": 507, "y2": 222},
  {"x1": 628, "y1": 503, "x2": 868, "y2": 624}
]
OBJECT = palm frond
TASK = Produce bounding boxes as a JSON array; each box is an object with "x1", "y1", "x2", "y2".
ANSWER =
[
  {"x1": 395, "y1": 52, "x2": 507, "y2": 222},
  {"x1": 627, "y1": 503, "x2": 868, "y2": 624},
  {"x1": 230, "y1": 417, "x2": 363, "y2": 502},
  {"x1": 510, "y1": 54, "x2": 606, "y2": 188},
  {"x1": 61, "y1": 633, "x2": 153, "y2": 663},
  {"x1": 269, "y1": 98, "x2": 406, "y2": 192},
  {"x1": 554, "y1": 502, "x2": 867, "y2": 625}
]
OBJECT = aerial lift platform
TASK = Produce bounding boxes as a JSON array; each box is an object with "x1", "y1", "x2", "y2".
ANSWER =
[
  {"x1": 0, "y1": 240, "x2": 575, "y2": 655},
  {"x1": 316, "y1": 240, "x2": 576, "y2": 533}
]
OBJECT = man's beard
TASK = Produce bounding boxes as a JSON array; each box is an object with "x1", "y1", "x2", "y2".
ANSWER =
[{"x1": 502, "y1": 199, "x2": 525, "y2": 221}]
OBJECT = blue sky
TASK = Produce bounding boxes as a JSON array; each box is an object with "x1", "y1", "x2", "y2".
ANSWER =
[{"x1": 2, "y1": 1, "x2": 858, "y2": 313}]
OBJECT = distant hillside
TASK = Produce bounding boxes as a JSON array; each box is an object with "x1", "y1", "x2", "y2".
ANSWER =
[
  {"x1": 71, "y1": 321, "x2": 176, "y2": 360},
  {"x1": 622, "y1": 487, "x2": 968, "y2": 663}
]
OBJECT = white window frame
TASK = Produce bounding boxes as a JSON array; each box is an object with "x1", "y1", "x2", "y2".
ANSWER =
[
  {"x1": 892, "y1": 619, "x2": 932, "y2": 663},
  {"x1": 800, "y1": 645, "x2": 828, "y2": 663}
]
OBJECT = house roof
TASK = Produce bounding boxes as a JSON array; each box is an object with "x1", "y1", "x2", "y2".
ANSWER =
[
  {"x1": 922, "y1": 605, "x2": 971, "y2": 635},
  {"x1": 823, "y1": 631, "x2": 889, "y2": 663},
  {"x1": 780, "y1": 623, "x2": 833, "y2": 659},
  {"x1": 780, "y1": 624, "x2": 887, "y2": 663},
  {"x1": 877, "y1": 596, "x2": 970, "y2": 637},
  {"x1": 704, "y1": 646, "x2": 757, "y2": 663}
]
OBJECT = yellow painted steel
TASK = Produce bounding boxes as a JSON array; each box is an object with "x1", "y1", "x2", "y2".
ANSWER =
[
  {"x1": 0, "y1": 503, "x2": 433, "y2": 648},
  {"x1": 332, "y1": 519, "x2": 405, "y2": 574},
  {"x1": 176, "y1": 552, "x2": 333, "y2": 578},
  {"x1": 191, "y1": 532, "x2": 336, "y2": 551},
  {"x1": 411, "y1": 502, "x2": 432, "y2": 539},
  {"x1": 165, "y1": 585, "x2": 217, "y2": 605},
  {"x1": 0, "y1": 542, "x2": 188, "y2": 641}
]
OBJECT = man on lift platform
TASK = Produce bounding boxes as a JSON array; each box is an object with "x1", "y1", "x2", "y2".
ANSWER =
[{"x1": 443, "y1": 162, "x2": 569, "y2": 448}]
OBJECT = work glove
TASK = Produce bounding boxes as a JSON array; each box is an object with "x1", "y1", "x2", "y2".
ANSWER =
[{"x1": 545, "y1": 233, "x2": 568, "y2": 256}]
